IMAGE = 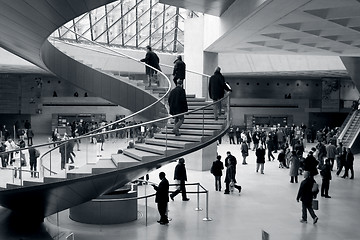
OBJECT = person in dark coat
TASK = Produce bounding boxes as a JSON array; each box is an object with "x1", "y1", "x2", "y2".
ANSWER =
[
  {"x1": 168, "y1": 80, "x2": 188, "y2": 136},
  {"x1": 303, "y1": 149, "x2": 319, "y2": 177},
  {"x1": 336, "y1": 146, "x2": 346, "y2": 176},
  {"x1": 140, "y1": 45, "x2": 161, "y2": 86},
  {"x1": 296, "y1": 171, "x2": 319, "y2": 224},
  {"x1": 224, "y1": 159, "x2": 241, "y2": 194},
  {"x1": 170, "y1": 158, "x2": 189, "y2": 201},
  {"x1": 28, "y1": 147, "x2": 39, "y2": 177},
  {"x1": 241, "y1": 141, "x2": 249, "y2": 165},
  {"x1": 211, "y1": 155, "x2": 224, "y2": 191},
  {"x1": 277, "y1": 149, "x2": 286, "y2": 168},
  {"x1": 289, "y1": 151, "x2": 300, "y2": 183},
  {"x1": 342, "y1": 148, "x2": 354, "y2": 179},
  {"x1": 224, "y1": 151, "x2": 237, "y2": 175},
  {"x1": 256, "y1": 145, "x2": 266, "y2": 174},
  {"x1": 208, "y1": 67, "x2": 231, "y2": 120},
  {"x1": 152, "y1": 172, "x2": 169, "y2": 224},
  {"x1": 172, "y1": 55, "x2": 186, "y2": 86},
  {"x1": 320, "y1": 158, "x2": 332, "y2": 198}
]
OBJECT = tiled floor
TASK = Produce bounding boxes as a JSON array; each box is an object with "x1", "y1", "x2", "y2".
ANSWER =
[{"x1": 1, "y1": 136, "x2": 359, "y2": 240}]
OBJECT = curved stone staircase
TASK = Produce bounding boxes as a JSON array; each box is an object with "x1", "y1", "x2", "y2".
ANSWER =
[{"x1": 0, "y1": 0, "x2": 231, "y2": 222}]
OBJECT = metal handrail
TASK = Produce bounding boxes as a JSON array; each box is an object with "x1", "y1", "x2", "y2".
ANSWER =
[
  {"x1": 1, "y1": 92, "x2": 229, "y2": 177},
  {"x1": 49, "y1": 37, "x2": 212, "y2": 79},
  {"x1": 91, "y1": 180, "x2": 212, "y2": 225}
]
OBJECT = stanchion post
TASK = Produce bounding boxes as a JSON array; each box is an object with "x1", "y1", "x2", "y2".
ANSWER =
[
  {"x1": 195, "y1": 183, "x2": 202, "y2": 211},
  {"x1": 203, "y1": 190, "x2": 212, "y2": 221}
]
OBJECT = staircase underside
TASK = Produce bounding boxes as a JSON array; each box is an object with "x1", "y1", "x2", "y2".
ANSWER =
[{"x1": 0, "y1": 123, "x2": 229, "y2": 219}]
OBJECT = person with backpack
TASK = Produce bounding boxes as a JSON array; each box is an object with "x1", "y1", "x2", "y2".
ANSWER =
[{"x1": 211, "y1": 155, "x2": 224, "y2": 191}]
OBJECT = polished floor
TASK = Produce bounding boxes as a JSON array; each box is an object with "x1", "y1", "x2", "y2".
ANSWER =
[{"x1": 1, "y1": 135, "x2": 359, "y2": 240}]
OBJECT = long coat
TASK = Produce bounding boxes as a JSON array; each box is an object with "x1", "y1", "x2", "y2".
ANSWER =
[
  {"x1": 154, "y1": 177, "x2": 169, "y2": 203},
  {"x1": 173, "y1": 59, "x2": 186, "y2": 79},
  {"x1": 225, "y1": 164, "x2": 236, "y2": 183},
  {"x1": 168, "y1": 86, "x2": 188, "y2": 115},
  {"x1": 289, "y1": 155, "x2": 300, "y2": 176},
  {"x1": 208, "y1": 71, "x2": 230, "y2": 100},
  {"x1": 256, "y1": 148, "x2": 266, "y2": 163}
]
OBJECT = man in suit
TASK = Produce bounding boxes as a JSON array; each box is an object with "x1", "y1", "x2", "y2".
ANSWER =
[
  {"x1": 172, "y1": 55, "x2": 186, "y2": 86},
  {"x1": 152, "y1": 172, "x2": 169, "y2": 225},
  {"x1": 168, "y1": 79, "x2": 188, "y2": 136},
  {"x1": 140, "y1": 45, "x2": 161, "y2": 86}
]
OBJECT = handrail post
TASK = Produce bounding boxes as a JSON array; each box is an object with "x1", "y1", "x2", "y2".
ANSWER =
[
  {"x1": 226, "y1": 95, "x2": 231, "y2": 123},
  {"x1": 165, "y1": 123, "x2": 168, "y2": 154},
  {"x1": 195, "y1": 183, "x2": 202, "y2": 211},
  {"x1": 145, "y1": 183, "x2": 148, "y2": 226},
  {"x1": 49, "y1": 151, "x2": 52, "y2": 176},
  {"x1": 202, "y1": 190, "x2": 212, "y2": 221},
  {"x1": 202, "y1": 109, "x2": 205, "y2": 137}
]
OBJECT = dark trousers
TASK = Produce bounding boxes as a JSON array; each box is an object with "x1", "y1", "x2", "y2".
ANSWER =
[
  {"x1": 30, "y1": 161, "x2": 37, "y2": 177},
  {"x1": 343, "y1": 165, "x2": 354, "y2": 178},
  {"x1": 268, "y1": 150, "x2": 275, "y2": 161},
  {"x1": 173, "y1": 116, "x2": 184, "y2": 133},
  {"x1": 328, "y1": 158, "x2": 334, "y2": 171},
  {"x1": 170, "y1": 180, "x2": 187, "y2": 200},
  {"x1": 302, "y1": 202, "x2": 317, "y2": 221},
  {"x1": 229, "y1": 136, "x2": 235, "y2": 144},
  {"x1": 214, "y1": 176, "x2": 221, "y2": 191},
  {"x1": 321, "y1": 179, "x2": 330, "y2": 196},
  {"x1": 336, "y1": 163, "x2": 344, "y2": 176},
  {"x1": 157, "y1": 202, "x2": 168, "y2": 223},
  {"x1": 290, "y1": 176, "x2": 298, "y2": 183}
]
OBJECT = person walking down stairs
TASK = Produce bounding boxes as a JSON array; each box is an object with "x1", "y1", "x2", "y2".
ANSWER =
[{"x1": 168, "y1": 79, "x2": 188, "y2": 136}]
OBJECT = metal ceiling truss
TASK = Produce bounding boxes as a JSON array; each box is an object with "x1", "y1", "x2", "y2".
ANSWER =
[{"x1": 52, "y1": 0, "x2": 197, "y2": 53}]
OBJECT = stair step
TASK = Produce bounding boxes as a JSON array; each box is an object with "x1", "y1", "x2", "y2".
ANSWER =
[
  {"x1": 171, "y1": 118, "x2": 225, "y2": 125},
  {"x1": 188, "y1": 105, "x2": 213, "y2": 110},
  {"x1": 161, "y1": 128, "x2": 215, "y2": 136},
  {"x1": 111, "y1": 154, "x2": 141, "y2": 169},
  {"x1": 186, "y1": 94, "x2": 195, "y2": 98},
  {"x1": 167, "y1": 123, "x2": 223, "y2": 130},
  {"x1": 154, "y1": 133, "x2": 203, "y2": 142},
  {"x1": 23, "y1": 180, "x2": 44, "y2": 187},
  {"x1": 145, "y1": 138, "x2": 194, "y2": 148},
  {"x1": 187, "y1": 97, "x2": 206, "y2": 102},
  {"x1": 188, "y1": 101, "x2": 212, "y2": 106},
  {"x1": 186, "y1": 114, "x2": 225, "y2": 120},
  {"x1": 135, "y1": 143, "x2": 182, "y2": 155},
  {"x1": 6, "y1": 183, "x2": 22, "y2": 189},
  {"x1": 123, "y1": 148, "x2": 162, "y2": 162}
]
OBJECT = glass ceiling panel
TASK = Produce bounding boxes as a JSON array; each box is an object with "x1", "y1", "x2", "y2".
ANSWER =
[{"x1": 50, "y1": 0, "x2": 200, "y2": 53}]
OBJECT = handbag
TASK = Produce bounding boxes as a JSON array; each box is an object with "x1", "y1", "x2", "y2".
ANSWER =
[{"x1": 312, "y1": 199, "x2": 319, "y2": 210}]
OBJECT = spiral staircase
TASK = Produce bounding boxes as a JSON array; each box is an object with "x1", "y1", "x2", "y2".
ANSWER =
[{"x1": 0, "y1": 0, "x2": 231, "y2": 222}]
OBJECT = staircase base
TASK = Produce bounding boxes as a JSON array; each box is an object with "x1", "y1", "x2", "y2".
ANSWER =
[
  {"x1": 69, "y1": 186, "x2": 137, "y2": 225},
  {"x1": 184, "y1": 141, "x2": 217, "y2": 171}
]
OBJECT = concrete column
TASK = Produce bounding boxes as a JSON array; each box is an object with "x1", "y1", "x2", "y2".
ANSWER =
[
  {"x1": 184, "y1": 17, "x2": 218, "y2": 98},
  {"x1": 184, "y1": 141, "x2": 217, "y2": 171}
]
